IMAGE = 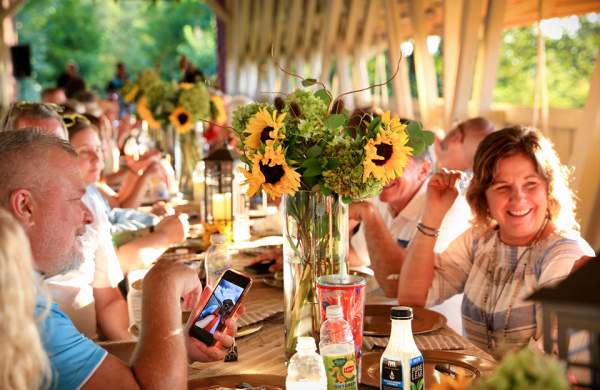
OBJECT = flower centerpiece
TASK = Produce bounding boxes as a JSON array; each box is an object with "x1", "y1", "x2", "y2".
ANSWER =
[
  {"x1": 232, "y1": 78, "x2": 434, "y2": 357},
  {"x1": 123, "y1": 69, "x2": 222, "y2": 196}
]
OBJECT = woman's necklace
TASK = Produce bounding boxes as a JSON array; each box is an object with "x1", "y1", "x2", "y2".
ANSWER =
[{"x1": 480, "y1": 215, "x2": 549, "y2": 351}]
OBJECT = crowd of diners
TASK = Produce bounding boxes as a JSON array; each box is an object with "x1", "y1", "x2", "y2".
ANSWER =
[{"x1": 0, "y1": 86, "x2": 595, "y2": 388}]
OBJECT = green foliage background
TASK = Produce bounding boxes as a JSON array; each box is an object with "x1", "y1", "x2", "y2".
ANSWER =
[{"x1": 15, "y1": 0, "x2": 216, "y2": 93}]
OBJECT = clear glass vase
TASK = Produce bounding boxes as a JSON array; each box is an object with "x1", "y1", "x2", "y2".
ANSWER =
[
  {"x1": 282, "y1": 191, "x2": 349, "y2": 359},
  {"x1": 175, "y1": 129, "x2": 202, "y2": 198}
]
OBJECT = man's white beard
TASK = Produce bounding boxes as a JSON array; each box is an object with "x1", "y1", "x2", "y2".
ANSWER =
[{"x1": 54, "y1": 236, "x2": 85, "y2": 275}]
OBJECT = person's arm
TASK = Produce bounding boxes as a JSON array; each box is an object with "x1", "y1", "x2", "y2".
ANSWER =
[
  {"x1": 94, "y1": 287, "x2": 131, "y2": 341},
  {"x1": 350, "y1": 202, "x2": 407, "y2": 297},
  {"x1": 117, "y1": 214, "x2": 189, "y2": 272},
  {"x1": 84, "y1": 259, "x2": 219, "y2": 389},
  {"x1": 397, "y1": 170, "x2": 462, "y2": 306}
]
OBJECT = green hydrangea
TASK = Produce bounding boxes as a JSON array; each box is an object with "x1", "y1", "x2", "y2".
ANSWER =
[
  {"x1": 137, "y1": 69, "x2": 161, "y2": 92},
  {"x1": 470, "y1": 347, "x2": 568, "y2": 390},
  {"x1": 322, "y1": 137, "x2": 383, "y2": 199},
  {"x1": 231, "y1": 102, "x2": 267, "y2": 135},
  {"x1": 145, "y1": 81, "x2": 177, "y2": 120},
  {"x1": 179, "y1": 83, "x2": 210, "y2": 121},
  {"x1": 284, "y1": 90, "x2": 328, "y2": 138}
]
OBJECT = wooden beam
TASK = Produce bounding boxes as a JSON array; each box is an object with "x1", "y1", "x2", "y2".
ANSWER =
[
  {"x1": 451, "y1": 0, "x2": 484, "y2": 122},
  {"x1": 284, "y1": 0, "x2": 303, "y2": 59},
  {"x1": 247, "y1": 0, "x2": 262, "y2": 61},
  {"x1": 336, "y1": 48, "x2": 354, "y2": 110},
  {"x1": 258, "y1": 0, "x2": 275, "y2": 56},
  {"x1": 272, "y1": 0, "x2": 287, "y2": 59},
  {"x1": 344, "y1": 0, "x2": 365, "y2": 51},
  {"x1": 409, "y1": 0, "x2": 439, "y2": 128},
  {"x1": 570, "y1": 48, "x2": 600, "y2": 241},
  {"x1": 443, "y1": 0, "x2": 463, "y2": 128},
  {"x1": 204, "y1": 0, "x2": 231, "y2": 24},
  {"x1": 302, "y1": 0, "x2": 317, "y2": 57},
  {"x1": 237, "y1": 0, "x2": 251, "y2": 62},
  {"x1": 320, "y1": 0, "x2": 343, "y2": 83},
  {"x1": 360, "y1": 0, "x2": 379, "y2": 50},
  {"x1": 384, "y1": 0, "x2": 413, "y2": 118},
  {"x1": 473, "y1": 0, "x2": 507, "y2": 116},
  {"x1": 352, "y1": 50, "x2": 372, "y2": 108},
  {"x1": 225, "y1": 0, "x2": 239, "y2": 95}
]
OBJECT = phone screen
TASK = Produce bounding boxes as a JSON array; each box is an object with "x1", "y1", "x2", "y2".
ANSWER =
[{"x1": 189, "y1": 270, "x2": 251, "y2": 345}]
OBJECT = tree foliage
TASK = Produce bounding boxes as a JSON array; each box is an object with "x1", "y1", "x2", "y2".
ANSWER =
[
  {"x1": 15, "y1": 0, "x2": 216, "y2": 92},
  {"x1": 493, "y1": 14, "x2": 599, "y2": 109}
]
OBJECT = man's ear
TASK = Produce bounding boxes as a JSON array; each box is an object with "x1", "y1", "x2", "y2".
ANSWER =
[
  {"x1": 418, "y1": 159, "x2": 432, "y2": 182},
  {"x1": 8, "y1": 189, "x2": 35, "y2": 228}
]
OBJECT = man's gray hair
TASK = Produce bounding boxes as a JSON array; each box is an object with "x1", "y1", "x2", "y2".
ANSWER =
[
  {"x1": 0, "y1": 129, "x2": 76, "y2": 206},
  {"x1": 0, "y1": 101, "x2": 66, "y2": 133}
]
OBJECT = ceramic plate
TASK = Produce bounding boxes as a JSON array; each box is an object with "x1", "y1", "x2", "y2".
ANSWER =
[
  {"x1": 363, "y1": 305, "x2": 446, "y2": 336},
  {"x1": 189, "y1": 374, "x2": 285, "y2": 389},
  {"x1": 360, "y1": 350, "x2": 495, "y2": 388}
]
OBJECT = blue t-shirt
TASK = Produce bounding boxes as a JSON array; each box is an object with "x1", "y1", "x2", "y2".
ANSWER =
[{"x1": 37, "y1": 296, "x2": 107, "y2": 389}]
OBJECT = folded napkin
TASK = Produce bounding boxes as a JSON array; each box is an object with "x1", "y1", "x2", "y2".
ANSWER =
[{"x1": 363, "y1": 333, "x2": 470, "y2": 351}]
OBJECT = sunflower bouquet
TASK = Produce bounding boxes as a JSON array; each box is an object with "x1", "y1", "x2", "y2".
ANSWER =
[
  {"x1": 231, "y1": 87, "x2": 433, "y2": 201},
  {"x1": 123, "y1": 69, "x2": 220, "y2": 195},
  {"x1": 232, "y1": 82, "x2": 433, "y2": 356}
]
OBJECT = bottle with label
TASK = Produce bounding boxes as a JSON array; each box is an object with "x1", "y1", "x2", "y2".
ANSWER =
[
  {"x1": 204, "y1": 233, "x2": 231, "y2": 289},
  {"x1": 380, "y1": 307, "x2": 424, "y2": 390},
  {"x1": 319, "y1": 305, "x2": 358, "y2": 390},
  {"x1": 286, "y1": 336, "x2": 327, "y2": 390}
]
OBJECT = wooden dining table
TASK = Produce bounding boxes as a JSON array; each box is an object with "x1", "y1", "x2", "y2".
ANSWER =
[{"x1": 116, "y1": 203, "x2": 496, "y2": 388}]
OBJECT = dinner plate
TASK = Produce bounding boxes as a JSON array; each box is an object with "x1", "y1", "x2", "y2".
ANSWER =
[
  {"x1": 188, "y1": 374, "x2": 285, "y2": 389},
  {"x1": 363, "y1": 305, "x2": 446, "y2": 336},
  {"x1": 360, "y1": 350, "x2": 496, "y2": 388}
]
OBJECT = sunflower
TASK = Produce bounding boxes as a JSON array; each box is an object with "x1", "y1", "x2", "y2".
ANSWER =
[
  {"x1": 169, "y1": 106, "x2": 194, "y2": 134},
  {"x1": 243, "y1": 108, "x2": 286, "y2": 150},
  {"x1": 123, "y1": 84, "x2": 139, "y2": 103},
  {"x1": 137, "y1": 96, "x2": 161, "y2": 130},
  {"x1": 178, "y1": 82, "x2": 194, "y2": 90},
  {"x1": 211, "y1": 95, "x2": 227, "y2": 124},
  {"x1": 241, "y1": 145, "x2": 301, "y2": 198},
  {"x1": 380, "y1": 111, "x2": 406, "y2": 134},
  {"x1": 363, "y1": 123, "x2": 412, "y2": 183}
]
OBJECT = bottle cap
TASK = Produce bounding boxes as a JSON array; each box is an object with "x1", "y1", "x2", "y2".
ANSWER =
[
  {"x1": 325, "y1": 304, "x2": 343, "y2": 320},
  {"x1": 296, "y1": 336, "x2": 317, "y2": 352},
  {"x1": 390, "y1": 306, "x2": 413, "y2": 320},
  {"x1": 210, "y1": 233, "x2": 225, "y2": 244}
]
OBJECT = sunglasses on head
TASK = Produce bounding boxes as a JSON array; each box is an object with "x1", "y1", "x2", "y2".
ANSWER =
[{"x1": 62, "y1": 113, "x2": 90, "y2": 128}]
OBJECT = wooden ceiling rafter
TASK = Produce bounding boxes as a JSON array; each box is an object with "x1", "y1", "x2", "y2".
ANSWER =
[
  {"x1": 204, "y1": 0, "x2": 231, "y2": 24},
  {"x1": 301, "y1": 0, "x2": 317, "y2": 57}
]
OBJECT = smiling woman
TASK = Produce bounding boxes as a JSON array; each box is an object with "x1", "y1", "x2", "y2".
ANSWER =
[{"x1": 397, "y1": 126, "x2": 595, "y2": 359}]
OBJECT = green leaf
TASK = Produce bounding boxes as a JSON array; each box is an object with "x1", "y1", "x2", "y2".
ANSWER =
[
  {"x1": 306, "y1": 145, "x2": 322, "y2": 158},
  {"x1": 301, "y1": 78, "x2": 318, "y2": 87},
  {"x1": 342, "y1": 195, "x2": 353, "y2": 204},
  {"x1": 321, "y1": 186, "x2": 332, "y2": 196},
  {"x1": 301, "y1": 158, "x2": 321, "y2": 170},
  {"x1": 326, "y1": 158, "x2": 340, "y2": 169},
  {"x1": 422, "y1": 130, "x2": 435, "y2": 145},
  {"x1": 303, "y1": 175, "x2": 320, "y2": 187},
  {"x1": 303, "y1": 165, "x2": 322, "y2": 177},
  {"x1": 367, "y1": 116, "x2": 381, "y2": 132},
  {"x1": 324, "y1": 114, "x2": 347, "y2": 129},
  {"x1": 314, "y1": 89, "x2": 332, "y2": 106}
]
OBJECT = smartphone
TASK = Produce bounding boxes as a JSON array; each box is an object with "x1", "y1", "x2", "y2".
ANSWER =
[{"x1": 189, "y1": 269, "x2": 252, "y2": 346}]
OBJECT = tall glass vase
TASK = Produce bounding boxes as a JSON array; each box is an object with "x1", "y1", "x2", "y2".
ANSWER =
[
  {"x1": 282, "y1": 191, "x2": 349, "y2": 358},
  {"x1": 175, "y1": 129, "x2": 202, "y2": 198}
]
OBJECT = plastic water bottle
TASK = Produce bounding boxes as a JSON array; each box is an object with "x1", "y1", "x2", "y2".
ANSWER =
[
  {"x1": 319, "y1": 305, "x2": 358, "y2": 390},
  {"x1": 286, "y1": 336, "x2": 327, "y2": 390},
  {"x1": 204, "y1": 233, "x2": 231, "y2": 289}
]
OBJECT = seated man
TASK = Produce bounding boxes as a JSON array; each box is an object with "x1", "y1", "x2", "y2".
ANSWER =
[
  {"x1": 434, "y1": 117, "x2": 495, "y2": 171},
  {"x1": 0, "y1": 129, "x2": 237, "y2": 389},
  {"x1": 1, "y1": 101, "x2": 67, "y2": 139}
]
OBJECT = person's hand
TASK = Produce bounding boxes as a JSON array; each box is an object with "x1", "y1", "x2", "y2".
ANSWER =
[
  {"x1": 184, "y1": 286, "x2": 245, "y2": 362},
  {"x1": 155, "y1": 213, "x2": 190, "y2": 245},
  {"x1": 127, "y1": 150, "x2": 161, "y2": 172},
  {"x1": 423, "y1": 169, "x2": 463, "y2": 227},
  {"x1": 143, "y1": 257, "x2": 202, "y2": 305},
  {"x1": 151, "y1": 201, "x2": 175, "y2": 217},
  {"x1": 141, "y1": 161, "x2": 167, "y2": 182}
]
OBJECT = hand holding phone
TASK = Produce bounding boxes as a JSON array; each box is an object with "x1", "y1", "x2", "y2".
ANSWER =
[{"x1": 188, "y1": 269, "x2": 252, "y2": 346}]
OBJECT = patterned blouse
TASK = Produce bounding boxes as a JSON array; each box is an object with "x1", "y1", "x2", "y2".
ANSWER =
[{"x1": 426, "y1": 227, "x2": 594, "y2": 359}]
